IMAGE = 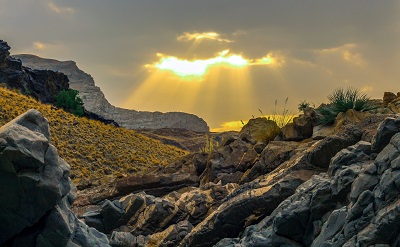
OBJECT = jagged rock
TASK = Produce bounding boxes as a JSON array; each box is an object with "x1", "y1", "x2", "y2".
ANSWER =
[
  {"x1": 86, "y1": 183, "x2": 237, "y2": 238},
  {"x1": 276, "y1": 107, "x2": 317, "y2": 141},
  {"x1": 371, "y1": 116, "x2": 400, "y2": 153},
  {"x1": 14, "y1": 54, "x2": 210, "y2": 132},
  {"x1": 115, "y1": 173, "x2": 199, "y2": 197},
  {"x1": 218, "y1": 120, "x2": 400, "y2": 246},
  {"x1": 383, "y1": 92, "x2": 397, "y2": 106},
  {"x1": 179, "y1": 174, "x2": 310, "y2": 247},
  {"x1": 147, "y1": 220, "x2": 194, "y2": 247},
  {"x1": 308, "y1": 123, "x2": 363, "y2": 169},
  {"x1": 239, "y1": 141, "x2": 305, "y2": 184},
  {"x1": 0, "y1": 110, "x2": 109, "y2": 246},
  {"x1": 200, "y1": 137, "x2": 257, "y2": 185},
  {"x1": 109, "y1": 232, "x2": 147, "y2": 247},
  {"x1": 312, "y1": 109, "x2": 370, "y2": 140},
  {"x1": 0, "y1": 40, "x2": 69, "y2": 103}
]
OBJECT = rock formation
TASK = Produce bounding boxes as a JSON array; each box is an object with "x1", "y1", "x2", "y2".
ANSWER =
[
  {"x1": 0, "y1": 109, "x2": 109, "y2": 246},
  {"x1": 0, "y1": 40, "x2": 69, "y2": 103},
  {"x1": 13, "y1": 54, "x2": 209, "y2": 132},
  {"x1": 68, "y1": 111, "x2": 400, "y2": 246}
]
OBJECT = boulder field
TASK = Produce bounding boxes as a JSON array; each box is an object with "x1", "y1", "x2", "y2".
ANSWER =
[
  {"x1": 2, "y1": 109, "x2": 400, "y2": 246},
  {"x1": 72, "y1": 112, "x2": 400, "y2": 246}
]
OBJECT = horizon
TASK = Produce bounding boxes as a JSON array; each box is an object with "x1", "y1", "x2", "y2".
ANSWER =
[{"x1": 1, "y1": 0, "x2": 399, "y2": 130}]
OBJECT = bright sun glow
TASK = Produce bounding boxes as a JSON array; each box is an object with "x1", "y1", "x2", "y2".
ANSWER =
[
  {"x1": 177, "y1": 31, "x2": 233, "y2": 43},
  {"x1": 151, "y1": 50, "x2": 248, "y2": 77},
  {"x1": 147, "y1": 50, "x2": 282, "y2": 78}
]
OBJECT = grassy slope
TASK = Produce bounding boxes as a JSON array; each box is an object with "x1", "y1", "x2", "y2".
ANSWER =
[{"x1": 0, "y1": 86, "x2": 188, "y2": 186}]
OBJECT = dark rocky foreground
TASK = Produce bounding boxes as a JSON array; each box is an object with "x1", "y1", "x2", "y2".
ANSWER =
[
  {"x1": 2, "y1": 107, "x2": 400, "y2": 246},
  {"x1": 0, "y1": 110, "x2": 109, "y2": 246},
  {"x1": 69, "y1": 109, "x2": 400, "y2": 246}
]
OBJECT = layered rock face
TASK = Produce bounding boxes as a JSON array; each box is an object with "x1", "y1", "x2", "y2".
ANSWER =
[
  {"x1": 0, "y1": 110, "x2": 109, "y2": 246},
  {"x1": 0, "y1": 40, "x2": 69, "y2": 103},
  {"x1": 14, "y1": 54, "x2": 209, "y2": 132},
  {"x1": 70, "y1": 113, "x2": 400, "y2": 246}
]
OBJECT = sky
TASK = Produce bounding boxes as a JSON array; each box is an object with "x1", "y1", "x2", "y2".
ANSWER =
[{"x1": 1, "y1": 0, "x2": 400, "y2": 131}]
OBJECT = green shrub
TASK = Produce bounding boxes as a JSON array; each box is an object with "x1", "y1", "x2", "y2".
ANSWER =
[
  {"x1": 298, "y1": 100, "x2": 310, "y2": 112},
  {"x1": 54, "y1": 89, "x2": 84, "y2": 116},
  {"x1": 317, "y1": 87, "x2": 375, "y2": 125}
]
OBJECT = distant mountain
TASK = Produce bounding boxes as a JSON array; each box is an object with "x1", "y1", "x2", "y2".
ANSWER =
[{"x1": 14, "y1": 54, "x2": 210, "y2": 132}]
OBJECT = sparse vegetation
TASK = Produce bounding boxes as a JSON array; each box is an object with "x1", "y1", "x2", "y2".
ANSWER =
[
  {"x1": 54, "y1": 89, "x2": 84, "y2": 116},
  {"x1": 317, "y1": 87, "x2": 375, "y2": 125},
  {"x1": 298, "y1": 100, "x2": 311, "y2": 112},
  {"x1": 199, "y1": 133, "x2": 215, "y2": 154},
  {"x1": 0, "y1": 85, "x2": 188, "y2": 186},
  {"x1": 270, "y1": 98, "x2": 294, "y2": 128}
]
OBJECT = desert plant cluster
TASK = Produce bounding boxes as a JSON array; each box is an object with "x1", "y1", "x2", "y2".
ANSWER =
[
  {"x1": 317, "y1": 87, "x2": 376, "y2": 125},
  {"x1": 0, "y1": 85, "x2": 188, "y2": 186}
]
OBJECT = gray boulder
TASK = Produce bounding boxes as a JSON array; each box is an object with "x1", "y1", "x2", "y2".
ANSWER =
[{"x1": 0, "y1": 110, "x2": 109, "y2": 246}]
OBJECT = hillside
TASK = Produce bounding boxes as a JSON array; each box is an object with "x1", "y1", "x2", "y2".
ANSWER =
[{"x1": 0, "y1": 85, "x2": 188, "y2": 187}]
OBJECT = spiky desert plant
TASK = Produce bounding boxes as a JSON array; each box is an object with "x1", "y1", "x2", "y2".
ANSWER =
[{"x1": 318, "y1": 87, "x2": 375, "y2": 125}]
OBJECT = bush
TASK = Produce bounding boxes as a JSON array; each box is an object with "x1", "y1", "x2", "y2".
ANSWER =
[
  {"x1": 298, "y1": 100, "x2": 311, "y2": 112},
  {"x1": 54, "y1": 89, "x2": 84, "y2": 116},
  {"x1": 317, "y1": 87, "x2": 375, "y2": 125}
]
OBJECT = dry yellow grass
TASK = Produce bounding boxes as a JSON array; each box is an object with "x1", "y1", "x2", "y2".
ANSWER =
[{"x1": 0, "y1": 85, "x2": 188, "y2": 186}]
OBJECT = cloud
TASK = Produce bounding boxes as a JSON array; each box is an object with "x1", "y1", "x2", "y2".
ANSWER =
[
  {"x1": 177, "y1": 32, "x2": 233, "y2": 43},
  {"x1": 146, "y1": 49, "x2": 284, "y2": 78},
  {"x1": 315, "y1": 43, "x2": 365, "y2": 66},
  {"x1": 33, "y1": 41, "x2": 46, "y2": 50},
  {"x1": 48, "y1": 2, "x2": 75, "y2": 14}
]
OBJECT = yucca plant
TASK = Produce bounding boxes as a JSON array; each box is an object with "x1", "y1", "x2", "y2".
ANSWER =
[{"x1": 318, "y1": 87, "x2": 375, "y2": 125}]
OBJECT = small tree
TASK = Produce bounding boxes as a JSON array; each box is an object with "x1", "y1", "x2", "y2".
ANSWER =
[{"x1": 54, "y1": 89, "x2": 84, "y2": 116}]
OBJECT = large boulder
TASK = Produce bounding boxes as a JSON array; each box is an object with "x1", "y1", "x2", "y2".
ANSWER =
[
  {"x1": 276, "y1": 107, "x2": 317, "y2": 141},
  {"x1": 0, "y1": 110, "x2": 109, "y2": 246},
  {"x1": 371, "y1": 116, "x2": 400, "y2": 153},
  {"x1": 238, "y1": 117, "x2": 280, "y2": 144}
]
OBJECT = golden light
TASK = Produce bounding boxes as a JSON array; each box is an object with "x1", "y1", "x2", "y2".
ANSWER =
[
  {"x1": 150, "y1": 50, "x2": 249, "y2": 77},
  {"x1": 254, "y1": 55, "x2": 274, "y2": 65},
  {"x1": 177, "y1": 32, "x2": 233, "y2": 43}
]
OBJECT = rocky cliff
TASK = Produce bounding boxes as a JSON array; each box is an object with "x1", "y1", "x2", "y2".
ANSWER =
[
  {"x1": 0, "y1": 40, "x2": 69, "y2": 103},
  {"x1": 13, "y1": 54, "x2": 209, "y2": 132}
]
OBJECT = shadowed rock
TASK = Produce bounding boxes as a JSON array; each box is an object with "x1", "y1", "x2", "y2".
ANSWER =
[{"x1": 0, "y1": 109, "x2": 109, "y2": 246}]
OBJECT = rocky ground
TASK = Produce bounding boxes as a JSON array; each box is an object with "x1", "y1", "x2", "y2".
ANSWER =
[
  {"x1": 2, "y1": 94, "x2": 400, "y2": 246},
  {"x1": 3, "y1": 92, "x2": 400, "y2": 246}
]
